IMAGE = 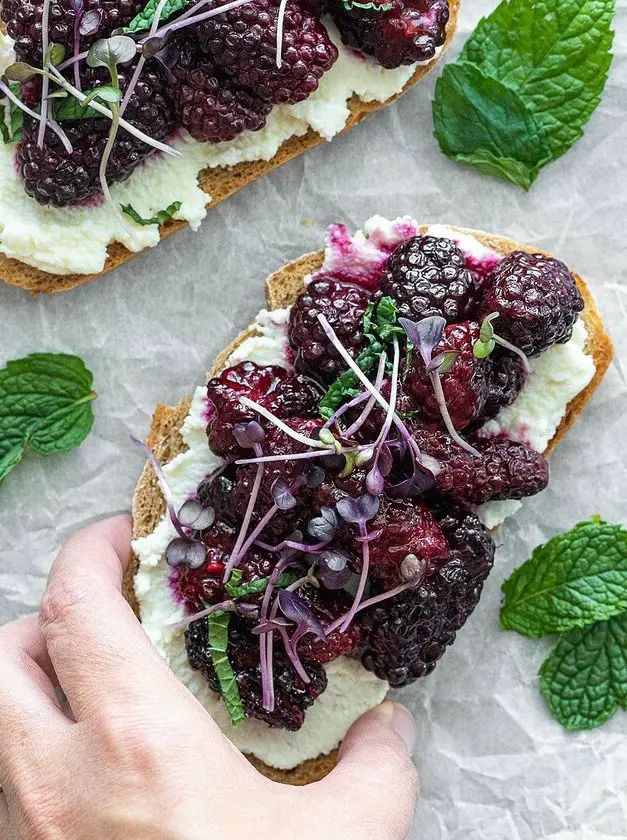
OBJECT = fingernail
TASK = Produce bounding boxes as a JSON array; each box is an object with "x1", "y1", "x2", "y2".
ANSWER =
[{"x1": 379, "y1": 701, "x2": 417, "y2": 754}]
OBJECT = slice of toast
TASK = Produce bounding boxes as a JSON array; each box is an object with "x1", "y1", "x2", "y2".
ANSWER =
[
  {"x1": 0, "y1": 3, "x2": 459, "y2": 294},
  {"x1": 127, "y1": 226, "x2": 613, "y2": 785}
]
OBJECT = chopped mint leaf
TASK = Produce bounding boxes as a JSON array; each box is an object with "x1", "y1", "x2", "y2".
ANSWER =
[
  {"x1": 342, "y1": 0, "x2": 394, "y2": 11},
  {"x1": 1, "y1": 84, "x2": 25, "y2": 144},
  {"x1": 0, "y1": 353, "x2": 96, "y2": 485},
  {"x1": 319, "y1": 296, "x2": 402, "y2": 419},
  {"x1": 207, "y1": 611, "x2": 245, "y2": 728},
  {"x1": 433, "y1": 0, "x2": 616, "y2": 188},
  {"x1": 121, "y1": 201, "x2": 182, "y2": 227},
  {"x1": 433, "y1": 62, "x2": 549, "y2": 189},
  {"x1": 539, "y1": 612, "x2": 627, "y2": 730},
  {"x1": 124, "y1": 0, "x2": 191, "y2": 34},
  {"x1": 500, "y1": 519, "x2": 627, "y2": 637},
  {"x1": 225, "y1": 570, "x2": 300, "y2": 600},
  {"x1": 53, "y1": 87, "x2": 111, "y2": 121}
]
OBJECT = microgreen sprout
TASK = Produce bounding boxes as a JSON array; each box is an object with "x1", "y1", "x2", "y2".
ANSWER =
[
  {"x1": 37, "y1": 0, "x2": 52, "y2": 148},
  {"x1": 336, "y1": 493, "x2": 380, "y2": 632},
  {"x1": 315, "y1": 549, "x2": 352, "y2": 590},
  {"x1": 473, "y1": 313, "x2": 531, "y2": 374},
  {"x1": 399, "y1": 316, "x2": 480, "y2": 458},
  {"x1": 238, "y1": 396, "x2": 331, "y2": 450},
  {"x1": 0, "y1": 79, "x2": 72, "y2": 151},
  {"x1": 275, "y1": 0, "x2": 289, "y2": 69},
  {"x1": 308, "y1": 506, "x2": 340, "y2": 542},
  {"x1": 165, "y1": 537, "x2": 207, "y2": 570},
  {"x1": 120, "y1": 0, "x2": 169, "y2": 117}
]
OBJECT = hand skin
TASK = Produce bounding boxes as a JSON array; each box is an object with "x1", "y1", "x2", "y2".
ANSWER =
[{"x1": 0, "y1": 516, "x2": 419, "y2": 840}]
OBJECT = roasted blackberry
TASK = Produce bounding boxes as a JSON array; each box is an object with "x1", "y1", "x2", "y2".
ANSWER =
[
  {"x1": 483, "y1": 350, "x2": 525, "y2": 420},
  {"x1": 347, "y1": 497, "x2": 450, "y2": 586},
  {"x1": 411, "y1": 425, "x2": 549, "y2": 505},
  {"x1": 295, "y1": 585, "x2": 364, "y2": 664},
  {"x1": 483, "y1": 251, "x2": 585, "y2": 356},
  {"x1": 289, "y1": 277, "x2": 372, "y2": 383},
  {"x1": 360, "y1": 503, "x2": 494, "y2": 687},
  {"x1": 405, "y1": 321, "x2": 490, "y2": 430},
  {"x1": 186, "y1": 614, "x2": 327, "y2": 730},
  {"x1": 380, "y1": 235, "x2": 481, "y2": 324},
  {"x1": 172, "y1": 46, "x2": 271, "y2": 143},
  {"x1": 175, "y1": 520, "x2": 236, "y2": 613},
  {"x1": 206, "y1": 362, "x2": 320, "y2": 461},
  {"x1": 195, "y1": 0, "x2": 338, "y2": 105},
  {"x1": 329, "y1": 0, "x2": 449, "y2": 69},
  {"x1": 1, "y1": 0, "x2": 143, "y2": 63},
  {"x1": 232, "y1": 417, "x2": 325, "y2": 538},
  {"x1": 18, "y1": 64, "x2": 174, "y2": 206}
]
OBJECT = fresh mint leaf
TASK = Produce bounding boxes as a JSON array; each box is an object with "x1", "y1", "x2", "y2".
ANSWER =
[
  {"x1": 1, "y1": 85, "x2": 25, "y2": 144},
  {"x1": 539, "y1": 612, "x2": 627, "y2": 730},
  {"x1": 0, "y1": 353, "x2": 96, "y2": 484},
  {"x1": 500, "y1": 519, "x2": 627, "y2": 637},
  {"x1": 207, "y1": 611, "x2": 245, "y2": 728},
  {"x1": 225, "y1": 570, "x2": 300, "y2": 600},
  {"x1": 124, "y1": 0, "x2": 190, "y2": 34},
  {"x1": 319, "y1": 296, "x2": 401, "y2": 419},
  {"x1": 433, "y1": 62, "x2": 549, "y2": 189},
  {"x1": 53, "y1": 88, "x2": 109, "y2": 121},
  {"x1": 121, "y1": 201, "x2": 182, "y2": 227},
  {"x1": 459, "y1": 0, "x2": 616, "y2": 157},
  {"x1": 433, "y1": 0, "x2": 616, "y2": 186}
]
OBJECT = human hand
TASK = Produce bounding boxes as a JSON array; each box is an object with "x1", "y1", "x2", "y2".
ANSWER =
[{"x1": 0, "y1": 516, "x2": 419, "y2": 840}]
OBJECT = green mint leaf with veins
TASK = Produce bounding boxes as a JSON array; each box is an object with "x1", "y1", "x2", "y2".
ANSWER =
[
  {"x1": 433, "y1": 62, "x2": 549, "y2": 190},
  {"x1": 53, "y1": 86, "x2": 121, "y2": 121},
  {"x1": 319, "y1": 296, "x2": 401, "y2": 419},
  {"x1": 539, "y1": 612, "x2": 627, "y2": 730},
  {"x1": 207, "y1": 611, "x2": 245, "y2": 728},
  {"x1": 459, "y1": 0, "x2": 616, "y2": 159},
  {"x1": 0, "y1": 84, "x2": 25, "y2": 144},
  {"x1": 0, "y1": 353, "x2": 96, "y2": 484},
  {"x1": 500, "y1": 519, "x2": 627, "y2": 637},
  {"x1": 121, "y1": 201, "x2": 182, "y2": 227},
  {"x1": 225, "y1": 570, "x2": 300, "y2": 600},
  {"x1": 124, "y1": 0, "x2": 191, "y2": 34},
  {"x1": 434, "y1": 0, "x2": 616, "y2": 187},
  {"x1": 342, "y1": 0, "x2": 394, "y2": 11}
]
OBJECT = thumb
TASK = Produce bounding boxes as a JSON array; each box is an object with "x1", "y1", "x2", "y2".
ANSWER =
[{"x1": 319, "y1": 702, "x2": 419, "y2": 839}]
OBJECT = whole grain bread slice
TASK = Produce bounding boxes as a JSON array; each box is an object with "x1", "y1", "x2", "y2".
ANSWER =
[
  {"x1": 0, "y1": 3, "x2": 459, "y2": 294},
  {"x1": 127, "y1": 226, "x2": 613, "y2": 785}
]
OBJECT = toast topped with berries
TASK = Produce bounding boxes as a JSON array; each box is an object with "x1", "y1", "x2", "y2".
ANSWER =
[
  {"x1": 0, "y1": 1, "x2": 458, "y2": 293},
  {"x1": 128, "y1": 219, "x2": 612, "y2": 785}
]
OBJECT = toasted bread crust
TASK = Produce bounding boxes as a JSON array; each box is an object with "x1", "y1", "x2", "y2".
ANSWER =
[
  {"x1": 0, "y1": 3, "x2": 459, "y2": 294},
  {"x1": 128, "y1": 226, "x2": 613, "y2": 785}
]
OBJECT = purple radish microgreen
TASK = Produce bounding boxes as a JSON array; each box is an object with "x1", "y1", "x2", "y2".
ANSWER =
[
  {"x1": 238, "y1": 395, "x2": 330, "y2": 449},
  {"x1": 0, "y1": 79, "x2": 72, "y2": 151},
  {"x1": 294, "y1": 460, "x2": 325, "y2": 489},
  {"x1": 165, "y1": 537, "x2": 207, "y2": 570},
  {"x1": 37, "y1": 0, "x2": 52, "y2": 148},
  {"x1": 308, "y1": 506, "x2": 340, "y2": 542},
  {"x1": 80, "y1": 8, "x2": 103, "y2": 35},
  {"x1": 272, "y1": 479, "x2": 297, "y2": 510},
  {"x1": 147, "y1": 0, "x2": 254, "y2": 42},
  {"x1": 233, "y1": 420, "x2": 265, "y2": 449},
  {"x1": 315, "y1": 550, "x2": 352, "y2": 590},
  {"x1": 86, "y1": 36, "x2": 137, "y2": 233},
  {"x1": 473, "y1": 313, "x2": 531, "y2": 374},
  {"x1": 336, "y1": 493, "x2": 380, "y2": 632},
  {"x1": 177, "y1": 499, "x2": 215, "y2": 531}
]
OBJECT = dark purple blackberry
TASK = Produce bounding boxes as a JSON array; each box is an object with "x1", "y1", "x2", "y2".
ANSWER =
[
  {"x1": 206, "y1": 362, "x2": 321, "y2": 461},
  {"x1": 231, "y1": 417, "x2": 324, "y2": 538},
  {"x1": 195, "y1": 0, "x2": 338, "y2": 105},
  {"x1": 197, "y1": 468, "x2": 238, "y2": 528},
  {"x1": 289, "y1": 277, "x2": 372, "y2": 383},
  {"x1": 1, "y1": 0, "x2": 143, "y2": 64},
  {"x1": 483, "y1": 350, "x2": 525, "y2": 420},
  {"x1": 171, "y1": 44, "x2": 271, "y2": 143},
  {"x1": 410, "y1": 425, "x2": 549, "y2": 505},
  {"x1": 186, "y1": 614, "x2": 327, "y2": 730},
  {"x1": 329, "y1": 0, "x2": 449, "y2": 69},
  {"x1": 483, "y1": 251, "x2": 585, "y2": 356},
  {"x1": 299, "y1": 0, "x2": 329, "y2": 16},
  {"x1": 380, "y1": 235, "x2": 481, "y2": 324},
  {"x1": 18, "y1": 63, "x2": 174, "y2": 207},
  {"x1": 405, "y1": 321, "x2": 490, "y2": 430},
  {"x1": 360, "y1": 503, "x2": 494, "y2": 687}
]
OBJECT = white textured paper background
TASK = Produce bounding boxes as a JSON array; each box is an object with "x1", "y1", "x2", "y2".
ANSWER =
[{"x1": 1, "y1": 1, "x2": 626, "y2": 837}]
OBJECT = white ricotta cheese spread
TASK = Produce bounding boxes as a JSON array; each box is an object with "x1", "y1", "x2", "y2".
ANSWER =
[
  {"x1": 132, "y1": 218, "x2": 596, "y2": 769},
  {"x1": 0, "y1": 27, "x2": 436, "y2": 276}
]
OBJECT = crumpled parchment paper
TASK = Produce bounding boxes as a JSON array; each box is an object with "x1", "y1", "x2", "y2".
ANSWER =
[{"x1": 1, "y1": 1, "x2": 626, "y2": 837}]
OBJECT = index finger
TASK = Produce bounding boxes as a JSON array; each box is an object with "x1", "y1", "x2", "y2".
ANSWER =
[{"x1": 39, "y1": 516, "x2": 191, "y2": 721}]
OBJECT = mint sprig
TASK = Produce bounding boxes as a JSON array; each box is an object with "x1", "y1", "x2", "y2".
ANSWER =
[
  {"x1": 207, "y1": 611, "x2": 245, "y2": 728},
  {"x1": 124, "y1": 0, "x2": 190, "y2": 34},
  {"x1": 0, "y1": 353, "x2": 97, "y2": 484},
  {"x1": 500, "y1": 518, "x2": 627, "y2": 637},
  {"x1": 121, "y1": 200, "x2": 182, "y2": 227},
  {"x1": 433, "y1": 0, "x2": 616, "y2": 189},
  {"x1": 1, "y1": 84, "x2": 25, "y2": 145},
  {"x1": 501, "y1": 518, "x2": 627, "y2": 731},
  {"x1": 539, "y1": 613, "x2": 627, "y2": 730},
  {"x1": 319, "y1": 295, "x2": 404, "y2": 420}
]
